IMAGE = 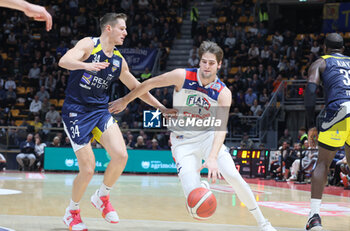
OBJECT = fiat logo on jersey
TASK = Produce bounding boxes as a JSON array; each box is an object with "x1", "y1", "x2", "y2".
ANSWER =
[{"x1": 186, "y1": 95, "x2": 211, "y2": 110}]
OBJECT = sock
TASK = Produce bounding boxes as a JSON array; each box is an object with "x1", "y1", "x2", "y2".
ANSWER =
[
  {"x1": 98, "y1": 183, "x2": 112, "y2": 197},
  {"x1": 309, "y1": 198, "x2": 321, "y2": 218},
  {"x1": 69, "y1": 199, "x2": 79, "y2": 210},
  {"x1": 250, "y1": 207, "x2": 266, "y2": 225}
]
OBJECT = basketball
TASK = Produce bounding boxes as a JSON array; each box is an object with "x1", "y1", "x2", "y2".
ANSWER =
[{"x1": 186, "y1": 187, "x2": 217, "y2": 220}]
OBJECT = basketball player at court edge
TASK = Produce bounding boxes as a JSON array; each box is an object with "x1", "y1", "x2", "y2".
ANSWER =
[
  {"x1": 304, "y1": 33, "x2": 350, "y2": 231},
  {"x1": 110, "y1": 41, "x2": 277, "y2": 231},
  {"x1": 58, "y1": 13, "x2": 173, "y2": 231}
]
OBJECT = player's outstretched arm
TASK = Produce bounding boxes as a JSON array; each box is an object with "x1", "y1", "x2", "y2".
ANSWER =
[
  {"x1": 304, "y1": 58, "x2": 325, "y2": 129},
  {"x1": 0, "y1": 0, "x2": 52, "y2": 31},
  {"x1": 199, "y1": 87, "x2": 232, "y2": 183},
  {"x1": 109, "y1": 60, "x2": 184, "y2": 114},
  {"x1": 58, "y1": 37, "x2": 109, "y2": 71}
]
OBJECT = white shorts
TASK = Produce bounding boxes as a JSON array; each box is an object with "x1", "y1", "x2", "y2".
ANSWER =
[{"x1": 170, "y1": 131, "x2": 231, "y2": 176}]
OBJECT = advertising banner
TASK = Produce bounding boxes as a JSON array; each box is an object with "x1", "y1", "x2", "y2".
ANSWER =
[
  {"x1": 323, "y1": 3, "x2": 350, "y2": 33},
  {"x1": 119, "y1": 48, "x2": 158, "y2": 71}
]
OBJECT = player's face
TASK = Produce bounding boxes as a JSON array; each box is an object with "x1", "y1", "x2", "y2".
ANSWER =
[
  {"x1": 111, "y1": 19, "x2": 127, "y2": 45},
  {"x1": 199, "y1": 52, "x2": 222, "y2": 79}
]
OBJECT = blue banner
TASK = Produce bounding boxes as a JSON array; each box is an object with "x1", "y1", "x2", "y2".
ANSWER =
[
  {"x1": 119, "y1": 48, "x2": 158, "y2": 71},
  {"x1": 323, "y1": 3, "x2": 350, "y2": 33}
]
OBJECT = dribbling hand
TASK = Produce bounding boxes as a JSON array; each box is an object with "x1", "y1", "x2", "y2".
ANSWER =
[{"x1": 199, "y1": 157, "x2": 222, "y2": 184}]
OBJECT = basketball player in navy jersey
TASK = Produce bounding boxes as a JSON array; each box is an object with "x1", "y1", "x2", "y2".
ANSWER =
[
  {"x1": 59, "y1": 13, "x2": 169, "y2": 231},
  {"x1": 305, "y1": 33, "x2": 350, "y2": 230},
  {"x1": 0, "y1": 0, "x2": 52, "y2": 31},
  {"x1": 110, "y1": 41, "x2": 276, "y2": 231}
]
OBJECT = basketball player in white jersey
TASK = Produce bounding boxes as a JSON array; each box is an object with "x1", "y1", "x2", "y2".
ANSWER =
[{"x1": 109, "y1": 41, "x2": 276, "y2": 231}]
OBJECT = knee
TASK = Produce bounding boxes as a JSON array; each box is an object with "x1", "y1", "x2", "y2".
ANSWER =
[
  {"x1": 16, "y1": 154, "x2": 23, "y2": 161},
  {"x1": 111, "y1": 150, "x2": 128, "y2": 163},
  {"x1": 79, "y1": 165, "x2": 95, "y2": 178}
]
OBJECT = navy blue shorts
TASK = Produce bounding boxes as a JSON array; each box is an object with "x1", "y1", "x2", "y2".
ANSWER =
[{"x1": 62, "y1": 104, "x2": 116, "y2": 151}]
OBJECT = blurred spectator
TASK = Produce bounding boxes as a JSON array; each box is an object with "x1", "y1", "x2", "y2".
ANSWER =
[
  {"x1": 240, "y1": 133, "x2": 254, "y2": 149},
  {"x1": 42, "y1": 118, "x2": 52, "y2": 135},
  {"x1": 149, "y1": 138, "x2": 161, "y2": 150},
  {"x1": 134, "y1": 136, "x2": 146, "y2": 149},
  {"x1": 45, "y1": 105, "x2": 60, "y2": 125},
  {"x1": 16, "y1": 133, "x2": 36, "y2": 170},
  {"x1": 0, "y1": 153, "x2": 6, "y2": 171},
  {"x1": 5, "y1": 86, "x2": 16, "y2": 106},
  {"x1": 191, "y1": 3, "x2": 199, "y2": 38},
  {"x1": 140, "y1": 67, "x2": 152, "y2": 82},
  {"x1": 29, "y1": 95, "x2": 42, "y2": 118},
  {"x1": 244, "y1": 88, "x2": 257, "y2": 107},
  {"x1": 34, "y1": 135, "x2": 46, "y2": 170},
  {"x1": 4, "y1": 77, "x2": 16, "y2": 90},
  {"x1": 188, "y1": 53, "x2": 199, "y2": 68},
  {"x1": 278, "y1": 128, "x2": 293, "y2": 147},
  {"x1": 36, "y1": 86, "x2": 50, "y2": 102},
  {"x1": 125, "y1": 133, "x2": 135, "y2": 149},
  {"x1": 50, "y1": 136, "x2": 61, "y2": 147},
  {"x1": 30, "y1": 115, "x2": 43, "y2": 133},
  {"x1": 63, "y1": 136, "x2": 72, "y2": 147},
  {"x1": 250, "y1": 99, "x2": 262, "y2": 116}
]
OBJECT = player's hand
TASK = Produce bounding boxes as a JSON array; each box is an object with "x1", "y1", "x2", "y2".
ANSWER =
[
  {"x1": 109, "y1": 97, "x2": 128, "y2": 114},
  {"x1": 199, "y1": 157, "x2": 221, "y2": 183},
  {"x1": 84, "y1": 62, "x2": 110, "y2": 72},
  {"x1": 23, "y1": 2, "x2": 52, "y2": 31}
]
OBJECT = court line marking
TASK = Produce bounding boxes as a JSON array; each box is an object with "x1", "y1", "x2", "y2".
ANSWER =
[{"x1": 0, "y1": 214, "x2": 301, "y2": 230}]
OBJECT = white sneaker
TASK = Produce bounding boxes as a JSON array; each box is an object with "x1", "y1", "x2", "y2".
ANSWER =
[
  {"x1": 259, "y1": 220, "x2": 277, "y2": 231},
  {"x1": 201, "y1": 180, "x2": 210, "y2": 189},
  {"x1": 287, "y1": 175, "x2": 297, "y2": 182},
  {"x1": 63, "y1": 207, "x2": 88, "y2": 231},
  {"x1": 91, "y1": 189, "x2": 119, "y2": 223}
]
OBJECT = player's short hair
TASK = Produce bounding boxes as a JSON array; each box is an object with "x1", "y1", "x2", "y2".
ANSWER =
[
  {"x1": 198, "y1": 41, "x2": 224, "y2": 63},
  {"x1": 99, "y1": 13, "x2": 127, "y2": 32},
  {"x1": 325, "y1": 33, "x2": 343, "y2": 49}
]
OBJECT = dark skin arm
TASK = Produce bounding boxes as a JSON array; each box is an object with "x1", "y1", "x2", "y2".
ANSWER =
[{"x1": 307, "y1": 58, "x2": 326, "y2": 85}]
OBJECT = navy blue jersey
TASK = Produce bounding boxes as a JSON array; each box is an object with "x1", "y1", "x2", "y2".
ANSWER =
[
  {"x1": 64, "y1": 37, "x2": 123, "y2": 110},
  {"x1": 321, "y1": 53, "x2": 350, "y2": 105}
]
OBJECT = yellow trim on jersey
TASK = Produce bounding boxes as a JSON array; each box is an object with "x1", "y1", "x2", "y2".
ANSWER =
[
  {"x1": 91, "y1": 126, "x2": 103, "y2": 143},
  {"x1": 322, "y1": 55, "x2": 350, "y2": 60},
  {"x1": 113, "y1": 50, "x2": 123, "y2": 58},
  {"x1": 91, "y1": 43, "x2": 102, "y2": 55},
  {"x1": 318, "y1": 117, "x2": 350, "y2": 148}
]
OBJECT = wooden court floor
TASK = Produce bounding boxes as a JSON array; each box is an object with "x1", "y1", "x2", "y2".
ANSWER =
[{"x1": 0, "y1": 171, "x2": 349, "y2": 231}]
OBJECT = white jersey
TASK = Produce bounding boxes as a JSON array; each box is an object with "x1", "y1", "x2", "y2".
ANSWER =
[{"x1": 168, "y1": 68, "x2": 226, "y2": 138}]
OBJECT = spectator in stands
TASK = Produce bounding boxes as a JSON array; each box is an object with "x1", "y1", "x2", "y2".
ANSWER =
[
  {"x1": 45, "y1": 105, "x2": 60, "y2": 125},
  {"x1": 56, "y1": 74, "x2": 67, "y2": 97},
  {"x1": 278, "y1": 128, "x2": 293, "y2": 147},
  {"x1": 34, "y1": 135, "x2": 46, "y2": 170},
  {"x1": 16, "y1": 133, "x2": 36, "y2": 170},
  {"x1": 52, "y1": 117, "x2": 63, "y2": 129},
  {"x1": 244, "y1": 88, "x2": 257, "y2": 108},
  {"x1": 224, "y1": 32, "x2": 236, "y2": 49},
  {"x1": 134, "y1": 135, "x2": 146, "y2": 149},
  {"x1": 149, "y1": 138, "x2": 161, "y2": 150},
  {"x1": 50, "y1": 136, "x2": 61, "y2": 147},
  {"x1": 30, "y1": 115, "x2": 43, "y2": 133},
  {"x1": 190, "y1": 3, "x2": 199, "y2": 38},
  {"x1": 120, "y1": 107, "x2": 134, "y2": 128},
  {"x1": 189, "y1": 45, "x2": 199, "y2": 59},
  {"x1": 5, "y1": 86, "x2": 16, "y2": 106},
  {"x1": 339, "y1": 157, "x2": 350, "y2": 188},
  {"x1": 4, "y1": 77, "x2": 16, "y2": 90},
  {"x1": 63, "y1": 136, "x2": 71, "y2": 147},
  {"x1": 28, "y1": 62, "x2": 40, "y2": 86},
  {"x1": 0, "y1": 153, "x2": 6, "y2": 171},
  {"x1": 40, "y1": 97, "x2": 50, "y2": 119},
  {"x1": 298, "y1": 127, "x2": 308, "y2": 148},
  {"x1": 45, "y1": 74, "x2": 57, "y2": 95},
  {"x1": 42, "y1": 118, "x2": 52, "y2": 136},
  {"x1": 188, "y1": 53, "x2": 199, "y2": 68},
  {"x1": 283, "y1": 142, "x2": 301, "y2": 180},
  {"x1": 125, "y1": 133, "x2": 135, "y2": 149},
  {"x1": 240, "y1": 133, "x2": 254, "y2": 149},
  {"x1": 0, "y1": 85, "x2": 5, "y2": 107},
  {"x1": 29, "y1": 95, "x2": 42, "y2": 118},
  {"x1": 36, "y1": 86, "x2": 50, "y2": 102},
  {"x1": 250, "y1": 99, "x2": 262, "y2": 116},
  {"x1": 140, "y1": 67, "x2": 152, "y2": 82},
  {"x1": 248, "y1": 43, "x2": 259, "y2": 63}
]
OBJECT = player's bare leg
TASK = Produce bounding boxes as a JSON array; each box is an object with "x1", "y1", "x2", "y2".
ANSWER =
[
  {"x1": 306, "y1": 145, "x2": 337, "y2": 231},
  {"x1": 91, "y1": 123, "x2": 128, "y2": 223},
  {"x1": 63, "y1": 144, "x2": 95, "y2": 231}
]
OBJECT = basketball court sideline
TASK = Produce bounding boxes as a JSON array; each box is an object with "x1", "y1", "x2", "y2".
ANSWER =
[{"x1": 0, "y1": 172, "x2": 349, "y2": 231}]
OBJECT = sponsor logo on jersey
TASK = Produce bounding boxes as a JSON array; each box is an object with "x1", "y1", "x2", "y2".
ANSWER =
[
  {"x1": 210, "y1": 82, "x2": 222, "y2": 91},
  {"x1": 81, "y1": 72, "x2": 93, "y2": 85},
  {"x1": 69, "y1": 113, "x2": 77, "y2": 117},
  {"x1": 186, "y1": 94, "x2": 211, "y2": 110},
  {"x1": 113, "y1": 59, "x2": 120, "y2": 68}
]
